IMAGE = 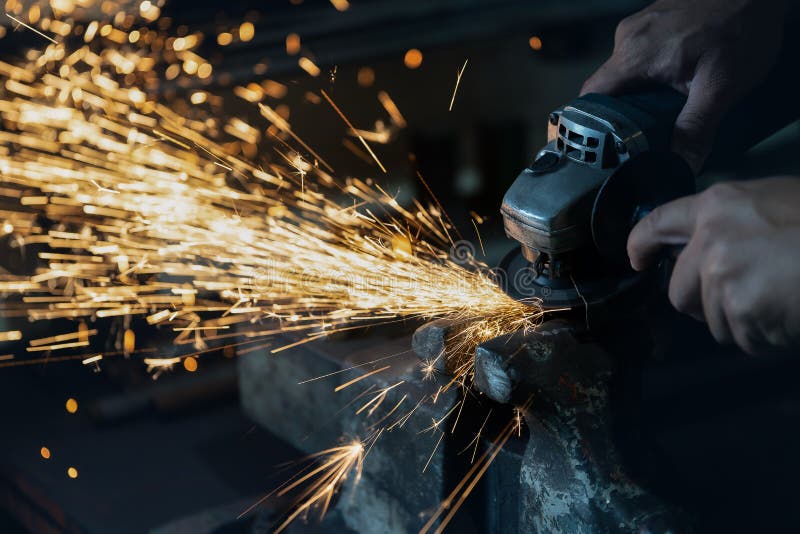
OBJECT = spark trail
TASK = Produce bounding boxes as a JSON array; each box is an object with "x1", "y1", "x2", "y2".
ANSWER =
[
  {"x1": 0, "y1": 2, "x2": 542, "y2": 531},
  {"x1": 0, "y1": 39, "x2": 541, "y2": 364}
]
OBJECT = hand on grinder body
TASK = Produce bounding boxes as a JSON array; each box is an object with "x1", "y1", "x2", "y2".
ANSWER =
[
  {"x1": 628, "y1": 177, "x2": 800, "y2": 355},
  {"x1": 581, "y1": 0, "x2": 788, "y2": 174}
]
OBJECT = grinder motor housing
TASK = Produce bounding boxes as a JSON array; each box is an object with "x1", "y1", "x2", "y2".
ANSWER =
[{"x1": 500, "y1": 90, "x2": 695, "y2": 309}]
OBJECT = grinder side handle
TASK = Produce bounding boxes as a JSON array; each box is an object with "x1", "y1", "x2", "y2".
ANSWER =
[
  {"x1": 584, "y1": 33, "x2": 800, "y2": 169},
  {"x1": 582, "y1": 88, "x2": 687, "y2": 153}
]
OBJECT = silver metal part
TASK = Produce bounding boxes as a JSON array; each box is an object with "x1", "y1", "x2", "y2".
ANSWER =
[{"x1": 501, "y1": 98, "x2": 645, "y2": 256}]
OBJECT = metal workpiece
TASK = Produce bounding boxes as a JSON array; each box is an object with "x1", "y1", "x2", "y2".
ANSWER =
[
  {"x1": 473, "y1": 319, "x2": 581, "y2": 404},
  {"x1": 410, "y1": 317, "x2": 453, "y2": 373},
  {"x1": 519, "y1": 405, "x2": 685, "y2": 534},
  {"x1": 472, "y1": 319, "x2": 685, "y2": 533},
  {"x1": 411, "y1": 313, "x2": 686, "y2": 532},
  {"x1": 410, "y1": 317, "x2": 473, "y2": 375}
]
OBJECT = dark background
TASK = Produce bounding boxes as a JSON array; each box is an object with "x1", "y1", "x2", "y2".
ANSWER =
[{"x1": 1, "y1": 0, "x2": 799, "y2": 532}]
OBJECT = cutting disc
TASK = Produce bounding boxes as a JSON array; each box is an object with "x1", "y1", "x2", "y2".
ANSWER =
[{"x1": 497, "y1": 246, "x2": 645, "y2": 310}]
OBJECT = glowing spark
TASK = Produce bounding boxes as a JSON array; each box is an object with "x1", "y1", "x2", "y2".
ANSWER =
[
  {"x1": 420, "y1": 398, "x2": 532, "y2": 534},
  {"x1": 298, "y1": 56, "x2": 321, "y2": 77},
  {"x1": 513, "y1": 406, "x2": 524, "y2": 437},
  {"x1": 377, "y1": 91, "x2": 407, "y2": 128},
  {"x1": 320, "y1": 89, "x2": 387, "y2": 173},
  {"x1": 298, "y1": 351, "x2": 408, "y2": 384},
  {"x1": 259, "y1": 102, "x2": 334, "y2": 172},
  {"x1": 5, "y1": 13, "x2": 57, "y2": 44},
  {"x1": 334, "y1": 365, "x2": 391, "y2": 392},
  {"x1": 421, "y1": 359, "x2": 440, "y2": 380},
  {"x1": 242, "y1": 434, "x2": 377, "y2": 534},
  {"x1": 416, "y1": 170, "x2": 463, "y2": 242},
  {"x1": 448, "y1": 59, "x2": 468, "y2": 111},
  {"x1": 29, "y1": 330, "x2": 98, "y2": 347},
  {"x1": 0, "y1": 8, "x2": 546, "y2": 531},
  {"x1": 183, "y1": 356, "x2": 198, "y2": 372},
  {"x1": 144, "y1": 357, "x2": 181, "y2": 375},
  {"x1": 450, "y1": 393, "x2": 467, "y2": 433},
  {"x1": 0, "y1": 331, "x2": 22, "y2": 342},
  {"x1": 423, "y1": 430, "x2": 445, "y2": 473},
  {"x1": 27, "y1": 341, "x2": 89, "y2": 352},
  {"x1": 356, "y1": 381, "x2": 404, "y2": 416},
  {"x1": 172, "y1": 326, "x2": 229, "y2": 331},
  {"x1": 418, "y1": 401, "x2": 461, "y2": 435},
  {"x1": 404, "y1": 48, "x2": 423, "y2": 69},
  {"x1": 286, "y1": 33, "x2": 301, "y2": 55},
  {"x1": 458, "y1": 409, "x2": 492, "y2": 464},
  {"x1": 366, "y1": 394, "x2": 407, "y2": 430},
  {"x1": 471, "y1": 218, "x2": 486, "y2": 257},
  {"x1": 342, "y1": 138, "x2": 376, "y2": 164},
  {"x1": 387, "y1": 395, "x2": 429, "y2": 431}
]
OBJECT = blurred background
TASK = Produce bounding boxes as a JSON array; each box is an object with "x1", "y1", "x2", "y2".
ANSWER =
[{"x1": 1, "y1": 0, "x2": 799, "y2": 532}]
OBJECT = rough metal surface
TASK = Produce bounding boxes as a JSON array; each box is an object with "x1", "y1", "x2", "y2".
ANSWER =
[
  {"x1": 411, "y1": 318, "x2": 476, "y2": 375},
  {"x1": 238, "y1": 332, "x2": 462, "y2": 534},
  {"x1": 410, "y1": 318, "x2": 451, "y2": 373},
  {"x1": 474, "y1": 319, "x2": 580, "y2": 404},
  {"x1": 472, "y1": 321, "x2": 688, "y2": 533},
  {"x1": 241, "y1": 318, "x2": 689, "y2": 533}
]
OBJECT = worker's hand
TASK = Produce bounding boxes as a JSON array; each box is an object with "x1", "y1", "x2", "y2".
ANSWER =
[
  {"x1": 581, "y1": 0, "x2": 787, "y2": 173},
  {"x1": 628, "y1": 177, "x2": 800, "y2": 355}
]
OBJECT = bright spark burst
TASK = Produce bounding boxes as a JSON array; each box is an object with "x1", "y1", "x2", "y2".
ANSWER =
[
  {"x1": 0, "y1": 43, "x2": 541, "y2": 364},
  {"x1": 240, "y1": 435, "x2": 375, "y2": 534},
  {"x1": 0, "y1": 2, "x2": 544, "y2": 530}
]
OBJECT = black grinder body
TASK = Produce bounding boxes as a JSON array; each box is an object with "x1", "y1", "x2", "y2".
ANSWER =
[{"x1": 500, "y1": 89, "x2": 694, "y2": 309}]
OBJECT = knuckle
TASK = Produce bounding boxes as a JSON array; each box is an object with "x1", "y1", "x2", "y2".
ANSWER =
[
  {"x1": 614, "y1": 16, "x2": 637, "y2": 39},
  {"x1": 647, "y1": 40, "x2": 688, "y2": 82},
  {"x1": 614, "y1": 13, "x2": 650, "y2": 49},
  {"x1": 699, "y1": 183, "x2": 737, "y2": 219},
  {"x1": 723, "y1": 290, "x2": 750, "y2": 329},
  {"x1": 610, "y1": 41, "x2": 639, "y2": 70},
  {"x1": 641, "y1": 204, "x2": 664, "y2": 232},
  {"x1": 702, "y1": 240, "x2": 732, "y2": 280}
]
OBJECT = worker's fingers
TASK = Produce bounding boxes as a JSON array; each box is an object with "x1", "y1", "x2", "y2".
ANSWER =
[
  {"x1": 580, "y1": 57, "x2": 645, "y2": 96},
  {"x1": 627, "y1": 194, "x2": 699, "y2": 271},
  {"x1": 671, "y1": 61, "x2": 731, "y2": 174},
  {"x1": 700, "y1": 270, "x2": 734, "y2": 345},
  {"x1": 668, "y1": 239, "x2": 704, "y2": 321}
]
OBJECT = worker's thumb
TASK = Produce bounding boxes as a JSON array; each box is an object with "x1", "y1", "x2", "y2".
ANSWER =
[{"x1": 672, "y1": 66, "x2": 729, "y2": 175}]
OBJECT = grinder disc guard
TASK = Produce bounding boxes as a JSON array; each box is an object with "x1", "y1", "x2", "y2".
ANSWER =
[
  {"x1": 499, "y1": 151, "x2": 694, "y2": 311},
  {"x1": 498, "y1": 246, "x2": 645, "y2": 309}
]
